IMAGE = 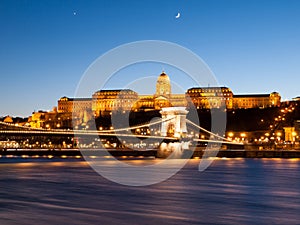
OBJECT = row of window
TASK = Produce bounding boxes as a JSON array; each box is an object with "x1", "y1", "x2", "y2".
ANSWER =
[
  {"x1": 93, "y1": 92, "x2": 137, "y2": 96},
  {"x1": 188, "y1": 88, "x2": 232, "y2": 93}
]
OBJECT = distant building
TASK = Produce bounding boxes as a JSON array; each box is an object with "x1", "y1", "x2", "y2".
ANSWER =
[
  {"x1": 3, "y1": 116, "x2": 13, "y2": 123},
  {"x1": 29, "y1": 110, "x2": 50, "y2": 128},
  {"x1": 92, "y1": 89, "x2": 139, "y2": 116},
  {"x1": 58, "y1": 97, "x2": 92, "y2": 115},
  {"x1": 186, "y1": 87, "x2": 233, "y2": 109},
  {"x1": 232, "y1": 92, "x2": 281, "y2": 109},
  {"x1": 29, "y1": 108, "x2": 73, "y2": 129},
  {"x1": 186, "y1": 88, "x2": 280, "y2": 109},
  {"x1": 29, "y1": 71, "x2": 283, "y2": 129},
  {"x1": 136, "y1": 72, "x2": 186, "y2": 110},
  {"x1": 292, "y1": 96, "x2": 300, "y2": 101},
  {"x1": 57, "y1": 71, "x2": 281, "y2": 115}
]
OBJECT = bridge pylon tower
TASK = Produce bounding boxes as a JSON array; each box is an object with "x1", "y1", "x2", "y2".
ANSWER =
[{"x1": 160, "y1": 107, "x2": 188, "y2": 138}]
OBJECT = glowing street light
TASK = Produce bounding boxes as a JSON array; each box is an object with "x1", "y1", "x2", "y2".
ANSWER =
[
  {"x1": 240, "y1": 133, "x2": 246, "y2": 138},
  {"x1": 228, "y1": 132, "x2": 234, "y2": 138}
]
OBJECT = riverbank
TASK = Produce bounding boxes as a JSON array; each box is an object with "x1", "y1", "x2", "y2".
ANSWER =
[{"x1": 2, "y1": 149, "x2": 300, "y2": 159}]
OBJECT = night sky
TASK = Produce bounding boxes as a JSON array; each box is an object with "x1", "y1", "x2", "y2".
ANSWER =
[{"x1": 1, "y1": 0, "x2": 300, "y2": 116}]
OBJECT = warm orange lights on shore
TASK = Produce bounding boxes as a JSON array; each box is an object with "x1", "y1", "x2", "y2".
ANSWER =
[{"x1": 228, "y1": 132, "x2": 234, "y2": 138}]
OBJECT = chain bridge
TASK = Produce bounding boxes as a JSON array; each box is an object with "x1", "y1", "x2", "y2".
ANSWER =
[{"x1": 0, "y1": 107, "x2": 242, "y2": 150}]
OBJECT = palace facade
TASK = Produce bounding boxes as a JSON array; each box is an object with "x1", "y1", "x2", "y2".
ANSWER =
[
  {"x1": 58, "y1": 97, "x2": 92, "y2": 114},
  {"x1": 92, "y1": 89, "x2": 138, "y2": 117},
  {"x1": 55, "y1": 71, "x2": 281, "y2": 117},
  {"x1": 232, "y1": 92, "x2": 281, "y2": 109},
  {"x1": 186, "y1": 87, "x2": 281, "y2": 109},
  {"x1": 29, "y1": 71, "x2": 281, "y2": 128},
  {"x1": 186, "y1": 87, "x2": 234, "y2": 109}
]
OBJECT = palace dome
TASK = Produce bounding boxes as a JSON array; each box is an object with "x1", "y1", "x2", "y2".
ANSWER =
[
  {"x1": 155, "y1": 71, "x2": 171, "y2": 98},
  {"x1": 157, "y1": 71, "x2": 170, "y2": 82}
]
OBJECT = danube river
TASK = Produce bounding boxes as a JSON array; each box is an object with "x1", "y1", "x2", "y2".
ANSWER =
[{"x1": 0, "y1": 157, "x2": 300, "y2": 224}]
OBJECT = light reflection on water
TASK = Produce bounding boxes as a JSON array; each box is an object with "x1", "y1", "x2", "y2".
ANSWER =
[{"x1": 0, "y1": 158, "x2": 300, "y2": 224}]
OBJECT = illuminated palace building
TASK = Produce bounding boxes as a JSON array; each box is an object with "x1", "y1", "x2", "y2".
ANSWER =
[{"x1": 30, "y1": 72, "x2": 281, "y2": 128}]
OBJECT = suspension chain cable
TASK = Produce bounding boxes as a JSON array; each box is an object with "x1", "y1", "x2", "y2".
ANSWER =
[{"x1": 186, "y1": 119, "x2": 231, "y2": 142}]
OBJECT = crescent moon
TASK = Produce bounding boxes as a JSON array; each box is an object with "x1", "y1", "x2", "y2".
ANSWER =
[{"x1": 175, "y1": 12, "x2": 180, "y2": 19}]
